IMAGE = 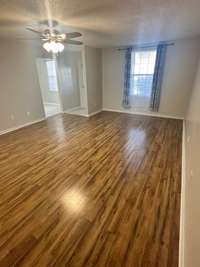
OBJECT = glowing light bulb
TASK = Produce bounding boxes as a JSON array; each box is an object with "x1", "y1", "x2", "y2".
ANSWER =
[
  {"x1": 43, "y1": 41, "x2": 65, "y2": 53},
  {"x1": 43, "y1": 42, "x2": 51, "y2": 52},
  {"x1": 57, "y1": 42, "x2": 64, "y2": 52},
  {"x1": 50, "y1": 41, "x2": 59, "y2": 53}
]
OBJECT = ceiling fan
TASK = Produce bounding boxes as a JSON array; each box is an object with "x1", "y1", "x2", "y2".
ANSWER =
[{"x1": 26, "y1": 23, "x2": 83, "y2": 53}]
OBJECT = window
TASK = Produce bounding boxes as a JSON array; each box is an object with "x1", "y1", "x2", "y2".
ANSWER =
[
  {"x1": 46, "y1": 60, "x2": 58, "y2": 92},
  {"x1": 130, "y1": 49, "x2": 157, "y2": 98}
]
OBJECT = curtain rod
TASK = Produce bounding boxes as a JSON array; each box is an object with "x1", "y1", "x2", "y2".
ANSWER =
[{"x1": 117, "y1": 42, "x2": 174, "y2": 51}]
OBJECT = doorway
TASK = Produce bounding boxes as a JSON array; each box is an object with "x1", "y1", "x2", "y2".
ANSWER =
[{"x1": 36, "y1": 58, "x2": 62, "y2": 117}]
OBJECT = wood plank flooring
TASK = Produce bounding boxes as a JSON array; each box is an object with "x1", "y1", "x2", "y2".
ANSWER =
[{"x1": 0, "y1": 111, "x2": 182, "y2": 267}]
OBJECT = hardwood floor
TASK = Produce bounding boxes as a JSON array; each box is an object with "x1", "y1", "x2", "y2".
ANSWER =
[{"x1": 0, "y1": 111, "x2": 182, "y2": 267}]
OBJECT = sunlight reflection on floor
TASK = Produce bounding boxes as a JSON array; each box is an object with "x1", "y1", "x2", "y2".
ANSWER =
[{"x1": 61, "y1": 189, "x2": 86, "y2": 215}]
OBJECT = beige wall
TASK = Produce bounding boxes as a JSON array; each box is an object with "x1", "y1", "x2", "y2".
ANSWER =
[
  {"x1": 102, "y1": 38, "x2": 200, "y2": 118},
  {"x1": 84, "y1": 46, "x2": 102, "y2": 114},
  {"x1": 57, "y1": 50, "x2": 81, "y2": 111},
  {"x1": 0, "y1": 40, "x2": 44, "y2": 132},
  {"x1": 184, "y1": 54, "x2": 200, "y2": 267}
]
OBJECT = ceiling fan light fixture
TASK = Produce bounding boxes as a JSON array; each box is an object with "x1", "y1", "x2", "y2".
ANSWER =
[
  {"x1": 50, "y1": 41, "x2": 59, "y2": 53},
  {"x1": 26, "y1": 27, "x2": 82, "y2": 50},
  {"x1": 43, "y1": 41, "x2": 64, "y2": 53},
  {"x1": 57, "y1": 42, "x2": 64, "y2": 52},
  {"x1": 43, "y1": 41, "x2": 51, "y2": 52}
]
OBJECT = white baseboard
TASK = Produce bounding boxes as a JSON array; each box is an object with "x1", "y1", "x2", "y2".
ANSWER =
[
  {"x1": 102, "y1": 108, "x2": 184, "y2": 120},
  {"x1": 179, "y1": 120, "x2": 186, "y2": 267},
  {"x1": 78, "y1": 109, "x2": 102, "y2": 118},
  {"x1": 64, "y1": 108, "x2": 102, "y2": 118},
  {"x1": 87, "y1": 109, "x2": 102, "y2": 117},
  {"x1": 0, "y1": 117, "x2": 45, "y2": 136}
]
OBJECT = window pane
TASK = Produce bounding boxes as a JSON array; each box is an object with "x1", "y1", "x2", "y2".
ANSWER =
[
  {"x1": 131, "y1": 75, "x2": 153, "y2": 97},
  {"x1": 132, "y1": 50, "x2": 157, "y2": 75},
  {"x1": 130, "y1": 49, "x2": 157, "y2": 98},
  {"x1": 46, "y1": 61, "x2": 57, "y2": 76}
]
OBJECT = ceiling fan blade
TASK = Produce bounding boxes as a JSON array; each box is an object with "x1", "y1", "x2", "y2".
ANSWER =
[
  {"x1": 64, "y1": 40, "x2": 83, "y2": 45},
  {"x1": 66, "y1": 32, "x2": 82, "y2": 39},
  {"x1": 26, "y1": 27, "x2": 42, "y2": 34}
]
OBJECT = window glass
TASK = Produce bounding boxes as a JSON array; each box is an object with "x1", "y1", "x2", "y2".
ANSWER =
[
  {"x1": 46, "y1": 60, "x2": 58, "y2": 92},
  {"x1": 130, "y1": 49, "x2": 157, "y2": 97}
]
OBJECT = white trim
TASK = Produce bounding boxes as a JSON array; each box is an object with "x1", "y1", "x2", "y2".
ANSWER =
[
  {"x1": 64, "y1": 109, "x2": 102, "y2": 118},
  {"x1": 0, "y1": 117, "x2": 45, "y2": 136},
  {"x1": 45, "y1": 112, "x2": 62, "y2": 118},
  {"x1": 63, "y1": 111, "x2": 88, "y2": 117},
  {"x1": 82, "y1": 47, "x2": 89, "y2": 109},
  {"x1": 44, "y1": 102, "x2": 60, "y2": 107},
  {"x1": 179, "y1": 120, "x2": 186, "y2": 267},
  {"x1": 102, "y1": 108, "x2": 184, "y2": 120},
  {"x1": 87, "y1": 110, "x2": 102, "y2": 117}
]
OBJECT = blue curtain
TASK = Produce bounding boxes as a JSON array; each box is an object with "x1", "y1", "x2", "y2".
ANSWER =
[
  {"x1": 150, "y1": 44, "x2": 167, "y2": 111},
  {"x1": 122, "y1": 48, "x2": 132, "y2": 108}
]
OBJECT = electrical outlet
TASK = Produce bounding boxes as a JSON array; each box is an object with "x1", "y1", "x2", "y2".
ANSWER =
[
  {"x1": 27, "y1": 111, "x2": 30, "y2": 116},
  {"x1": 10, "y1": 114, "x2": 15, "y2": 120},
  {"x1": 190, "y1": 170, "x2": 193, "y2": 177}
]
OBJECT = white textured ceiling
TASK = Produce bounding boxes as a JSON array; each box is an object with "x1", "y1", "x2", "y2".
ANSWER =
[{"x1": 0, "y1": 0, "x2": 200, "y2": 47}]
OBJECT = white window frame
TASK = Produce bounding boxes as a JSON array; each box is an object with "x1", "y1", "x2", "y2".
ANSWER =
[{"x1": 130, "y1": 48, "x2": 157, "y2": 109}]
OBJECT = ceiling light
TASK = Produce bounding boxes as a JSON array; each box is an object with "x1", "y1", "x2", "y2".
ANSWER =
[
  {"x1": 43, "y1": 41, "x2": 65, "y2": 53},
  {"x1": 57, "y1": 42, "x2": 64, "y2": 52},
  {"x1": 43, "y1": 42, "x2": 51, "y2": 52},
  {"x1": 51, "y1": 41, "x2": 59, "y2": 53}
]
